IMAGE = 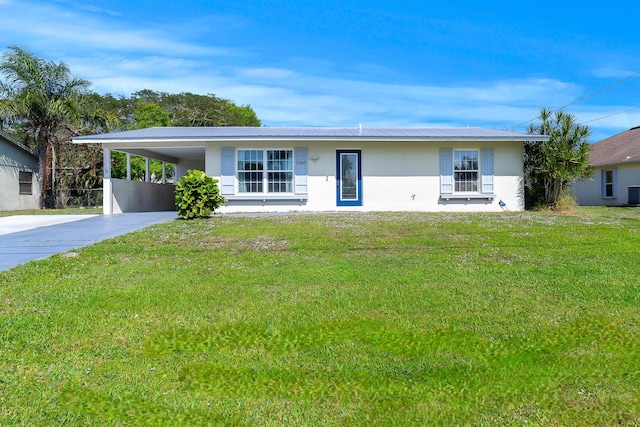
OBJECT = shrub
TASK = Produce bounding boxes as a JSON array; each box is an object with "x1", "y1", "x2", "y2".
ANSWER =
[
  {"x1": 175, "y1": 170, "x2": 226, "y2": 219},
  {"x1": 552, "y1": 193, "x2": 578, "y2": 213}
]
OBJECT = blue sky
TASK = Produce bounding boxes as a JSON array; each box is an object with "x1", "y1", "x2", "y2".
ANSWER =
[{"x1": 1, "y1": 0, "x2": 639, "y2": 141}]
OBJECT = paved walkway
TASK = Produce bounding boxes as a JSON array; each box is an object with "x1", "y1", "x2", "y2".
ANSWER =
[{"x1": 0, "y1": 211, "x2": 177, "y2": 271}]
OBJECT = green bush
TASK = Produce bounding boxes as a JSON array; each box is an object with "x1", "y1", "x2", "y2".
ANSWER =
[
  {"x1": 175, "y1": 170, "x2": 226, "y2": 219},
  {"x1": 552, "y1": 193, "x2": 578, "y2": 212}
]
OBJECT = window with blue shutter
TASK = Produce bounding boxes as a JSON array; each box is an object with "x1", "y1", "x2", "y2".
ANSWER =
[
  {"x1": 441, "y1": 147, "x2": 495, "y2": 196},
  {"x1": 221, "y1": 147, "x2": 308, "y2": 196}
]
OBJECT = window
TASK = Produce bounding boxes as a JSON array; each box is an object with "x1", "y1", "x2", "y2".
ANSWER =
[
  {"x1": 601, "y1": 169, "x2": 616, "y2": 198},
  {"x1": 237, "y1": 150, "x2": 263, "y2": 193},
  {"x1": 440, "y1": 148, "x2": 494, "y2": 196},
  {"x1": 267, "y1": 150, "x2": 293, "y2": 193},
  {"x1": 454, "y1": 150, "x2": 479, "y2": 192},
  {"x1": 19, "y1": 171, "x2": 32, "y2": 195},
  {"x1": 237, "y1": 149, "x2": 293, "y2": 193},
  {"x1": 604, "y1": 170, "x2": 614, "y2": 197}
]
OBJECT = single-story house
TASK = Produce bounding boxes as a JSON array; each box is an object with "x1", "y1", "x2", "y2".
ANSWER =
[
  {"x1": 73, "y1": 126, "x2": 548, "y2": 214},
  {"x1": 0, "y1": 130, "x2": 40, "y2": 211},
  {"x1": 572, "y1": 126, "x2": 640, "y2": 206}
]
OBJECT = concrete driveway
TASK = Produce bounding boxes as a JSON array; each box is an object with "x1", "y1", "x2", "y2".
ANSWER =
[{"x1": 0, "y1": 211, "x2": 177, "y2": 271}]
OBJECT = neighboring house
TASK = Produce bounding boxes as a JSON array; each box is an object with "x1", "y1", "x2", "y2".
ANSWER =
[
  {"x1": 0, "y1": 130, "x2": 40, "y2": 211},
  {"x1": 73, "y1": 127, "x2": 547, "y2": 214},
  {"x1": 572, "y1": 126, "x2": 640, "y2": 206}
]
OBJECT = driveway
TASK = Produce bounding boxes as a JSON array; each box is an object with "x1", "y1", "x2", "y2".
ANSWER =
[{"x1": 0, "y1": 211, "x2": 177, "y2": 271}]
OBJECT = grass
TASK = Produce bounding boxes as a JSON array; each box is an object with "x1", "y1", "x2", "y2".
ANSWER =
[
  {"x1": 0, "y1": 207, "x2": 102, "y2": 217},
  {"x1": 0, "y1": 207, "x2": 639, "y2": 426}
]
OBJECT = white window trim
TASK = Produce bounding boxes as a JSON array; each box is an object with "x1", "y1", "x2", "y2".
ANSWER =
[
  {"x1": 601, "y1": 168, "x2": 617, "y2": 199},
  {"x1": 221, "y1": 147, "x2": 308, "y2": 201},
  {"x1": 440, "y1": 147, "x2": 495, "y2": 201},
  {"x1": 453, "y1": 148, "x2": 480, "y2": 193},
  {"x1": 236, "y1": 148, "x2": 295, "y2": 195}
]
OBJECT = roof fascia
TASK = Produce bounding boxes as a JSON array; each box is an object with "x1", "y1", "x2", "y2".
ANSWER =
[
  {"x1": 75, "y1": 135, "x2": 549, "y2": 144},
  {"x1": 592, "y1": 159, "x2": 640, "y2": 168}
]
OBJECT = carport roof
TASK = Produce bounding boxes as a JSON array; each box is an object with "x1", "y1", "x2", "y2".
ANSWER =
[{"x1": 74, "y1": 126, "x2": 545, "y2": 142}]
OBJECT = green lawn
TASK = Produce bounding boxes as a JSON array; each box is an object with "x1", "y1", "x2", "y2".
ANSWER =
[
  {"x1": 1, "y1": 208, "x2": 638, "y2": 426},
  {"x1": 0, "y1": 207, "x2": 102, "y2": 217}
]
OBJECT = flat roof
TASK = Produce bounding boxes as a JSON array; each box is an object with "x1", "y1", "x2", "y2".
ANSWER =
[{"x1": 75, "y1": 126, "x2": 547, "y2": 142}]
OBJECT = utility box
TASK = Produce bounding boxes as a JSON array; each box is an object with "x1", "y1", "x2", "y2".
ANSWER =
[{"x1": 629, "y1": 186, "x2": 640, "y2": 205}]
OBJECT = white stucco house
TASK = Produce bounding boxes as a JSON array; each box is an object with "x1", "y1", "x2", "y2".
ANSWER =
[
  {"x1": 73, "y1": 126, "x2": 548, "y2": 214},
  {"x1": 572, "y1": 126, "x2": 640, "y2": 206},
  {"x1": 0, "y1": 130, "x2": 40, "y2": 211}
]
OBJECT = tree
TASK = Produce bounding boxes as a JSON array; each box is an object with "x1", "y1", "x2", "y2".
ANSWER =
[
  {"x1": 0, "y1": 46, "x2": 91, "y2": 208},
  {"x1": 130, "y1": 100, "x2": 171, "y2": 129},
  {"x1": 51, "y1": 94, "x2": 121, "y2": 207},
  {"x1": 107, "y1": 100, "x2": 172, "y2": 182},
  {"x1": 525, "y1": 108, "x2": 592, "y2": 208},
  {"x1": 105, "y1": 91, "x2": 260, "y2": 183},
  {"x1": 0, "y1": 48, "x2": 263, "y2": 208},
  {"x1": 131, "y1": 90, "x2": 261, "y2": 127},
  {"x1": 87, "y1": 92, "x2": 134, "y2": 129}
]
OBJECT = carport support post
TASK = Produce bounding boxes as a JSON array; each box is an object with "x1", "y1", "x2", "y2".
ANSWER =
[
  {"x1": 162, "y1": 162, "x2": 166, "y2": 184},
  {"x1": 103, "y1": 147, "x2": 113, "y2": 215},
  {"x1": 126, "y1": 153, "x2": 131, "y2": 180},
  {"x1": 145, "y1": 157, "x2": 150, "y2": 182}
]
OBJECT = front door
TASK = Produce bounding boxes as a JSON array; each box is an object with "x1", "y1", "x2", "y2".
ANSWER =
[{"x1": 336, "y1": 150, "x2": 362, "y2": 206}]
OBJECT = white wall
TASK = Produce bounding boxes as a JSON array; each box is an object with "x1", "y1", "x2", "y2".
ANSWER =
[
  {"x1": 111, "y1": 179, "x2": 176, "y2": 213},
  {"x1": 0, "y1": 141, "x2": 40, "y2": 211},
  {"x1": 206, "y1": 140, "x2": 524, "y2": 213},
  {"x1": 175, "y1": 159, "x2": 205, "y2": 181},
  {"x1": 572, "y1": 163, "x2": 640, "y2": 206}
]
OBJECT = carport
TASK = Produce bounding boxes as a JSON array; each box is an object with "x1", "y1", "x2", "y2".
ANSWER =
[{"x1": 74, "y1": 129, "x2": 207, "y2": 214}]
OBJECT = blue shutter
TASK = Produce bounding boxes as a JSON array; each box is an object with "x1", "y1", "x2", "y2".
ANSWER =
[
  {"x1": 481, "y1": 148, "x2": 494, "y2": 193},
  {"x1": 440, "y1": 148, "x2": 453, "y2": 194},
  {"x1": 612, "y1": 168, "x2": 617, "y2": 198},
  {"x1": 220, "y1": 147, "x2": 235, "y2": 195},
  {"x1": 294, "y1": 148, "x2": 308, "y2": 194}
]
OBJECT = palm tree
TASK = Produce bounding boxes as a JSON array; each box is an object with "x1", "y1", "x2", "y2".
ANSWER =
[
  {"x1": 0, "y1": 46, "x2": 91, "y2": 208},
  {"x1": 525, "y1": 108, "x2": 592, "y2": 208}
]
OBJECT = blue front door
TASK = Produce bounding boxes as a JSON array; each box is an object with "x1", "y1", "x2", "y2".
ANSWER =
[{"x1": 336, "y1": 150, "x2": 362, "y2": 206}]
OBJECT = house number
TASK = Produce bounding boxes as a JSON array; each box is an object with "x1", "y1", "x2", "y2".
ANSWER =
[{"x1": 296, "y1": 160, "x2": 307, "y2": 165}]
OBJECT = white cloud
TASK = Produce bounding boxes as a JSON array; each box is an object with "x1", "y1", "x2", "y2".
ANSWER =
[
  {"x1": 0, "y1": 1, "x2": 234, "y2": 57},
  {"x1": 70, "y1": 3, "x2": 122, "y2": 16},
  {"x1": 64, "y1": 49, "x2": 596, "y2": 130},
  {"x1": 238, "y1": 68, "x2": 299, "y2": 79},
  {"x1": 214, "y1": 73, "x2": 582, "y2": 129}
]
